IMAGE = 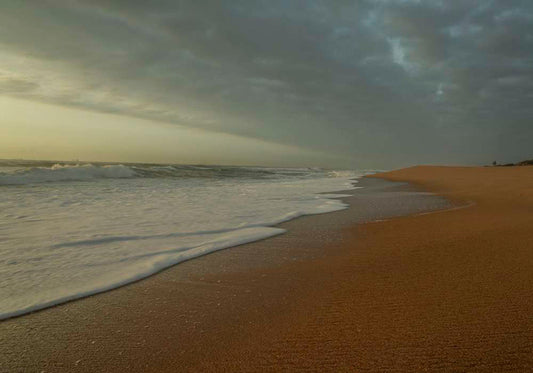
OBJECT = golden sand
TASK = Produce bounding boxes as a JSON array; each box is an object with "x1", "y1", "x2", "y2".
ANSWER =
[{"x1": 193, "y1": 166, "x2": 533, "y2": 371}]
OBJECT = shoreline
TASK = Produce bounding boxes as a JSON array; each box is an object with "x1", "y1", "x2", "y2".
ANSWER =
[
  {"x1": 3, "y1": 165, "x2": 532, "y2": 371},
  {"x1": 1, "y1": 176, "x2": 449, "y2": 372},
  {"x1": 0, "y1": 174, "x2": 358, "y2": 321}
]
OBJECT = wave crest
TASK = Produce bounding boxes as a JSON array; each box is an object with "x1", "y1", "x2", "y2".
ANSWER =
[{"x1": 0, "y1": 164, "x2": 136, "y2": 185}]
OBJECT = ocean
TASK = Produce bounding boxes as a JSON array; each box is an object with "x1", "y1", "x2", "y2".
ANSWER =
[{"x1": 0, "y1": 160, "x2": 364, "y2": 319}]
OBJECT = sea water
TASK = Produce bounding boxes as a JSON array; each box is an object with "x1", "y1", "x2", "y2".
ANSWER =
[{"x1": 0, "y1": 160, "x2": 363, "y2": 319}]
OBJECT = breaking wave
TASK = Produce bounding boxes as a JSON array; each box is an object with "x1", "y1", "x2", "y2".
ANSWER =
[
  {"x1": 0, "y1": 164, "x2": 136, "y2": 185},
  {"x1": 0, "y1": 160, "x2": 361, "y2": 185}
]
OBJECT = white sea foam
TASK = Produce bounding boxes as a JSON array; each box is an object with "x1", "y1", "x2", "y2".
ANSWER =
[
  {"x1": 0, "y1": 165, "x2": 362, "y2": 319},
  {"x1": 1, "y1": 226, "x2": 286, "y2": 320}
]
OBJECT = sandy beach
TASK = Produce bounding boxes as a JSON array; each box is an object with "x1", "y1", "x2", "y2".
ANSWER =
[
  {"x1": 2, "y1": 165, "x2": 533, "y2": 372},
  {"x1": 3, "y1": 2, "x2": 531, "y2": 371}
]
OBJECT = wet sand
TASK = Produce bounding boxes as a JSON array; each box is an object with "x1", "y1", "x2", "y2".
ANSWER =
[{"x1": 2, "y1": 166, "x2": 532, "y2": 371}]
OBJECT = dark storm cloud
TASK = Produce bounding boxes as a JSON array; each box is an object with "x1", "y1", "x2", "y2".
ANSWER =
[{"x1": 1, "y1": 0, "x2": 532, "y2": 166}]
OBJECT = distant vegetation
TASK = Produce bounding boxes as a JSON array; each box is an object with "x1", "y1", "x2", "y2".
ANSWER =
[{"x1": 490, "y1": 159, "x2": 533, "y2": 167}]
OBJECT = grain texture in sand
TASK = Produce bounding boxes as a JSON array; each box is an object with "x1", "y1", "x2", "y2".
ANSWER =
[{"x1": 194, "y1": 166, "x2": 533, "y2": 371}]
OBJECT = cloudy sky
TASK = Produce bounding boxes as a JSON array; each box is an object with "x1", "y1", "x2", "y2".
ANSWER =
[{"x1": 1, "y1": 0, "x2": 532, "y2": 168}]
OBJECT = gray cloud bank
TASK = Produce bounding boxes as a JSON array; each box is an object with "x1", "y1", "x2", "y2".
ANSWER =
[{"x1": 1, "y1": 0, "x2": 532, "y2": 167}]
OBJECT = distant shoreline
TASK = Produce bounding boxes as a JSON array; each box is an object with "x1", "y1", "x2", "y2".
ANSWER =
[{"x1": 488, "y1": 159, "x2": 533, "y2": 167}]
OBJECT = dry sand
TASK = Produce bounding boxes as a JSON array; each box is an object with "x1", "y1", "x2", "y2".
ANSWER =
[{"x1": 1, "y1": 166, "x2": 532, "y2": 372}]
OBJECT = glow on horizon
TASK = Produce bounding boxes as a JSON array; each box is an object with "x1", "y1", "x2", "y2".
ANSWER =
[{"x1": 0, "y1": 96, "x2": 348, "y2": 167}]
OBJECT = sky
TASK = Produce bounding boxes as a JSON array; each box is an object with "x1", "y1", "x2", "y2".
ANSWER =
[{"x1": 1, "y1": 0, "x2": 532, "y2": 168}]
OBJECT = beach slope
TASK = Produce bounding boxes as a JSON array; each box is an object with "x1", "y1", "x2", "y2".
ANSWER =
[
  {"x1": 199, "y1": 165, "x2": 533, "y2": 371},
  {"x1": 2, "y1": 166, "x2": 533, "y2": 372}
]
